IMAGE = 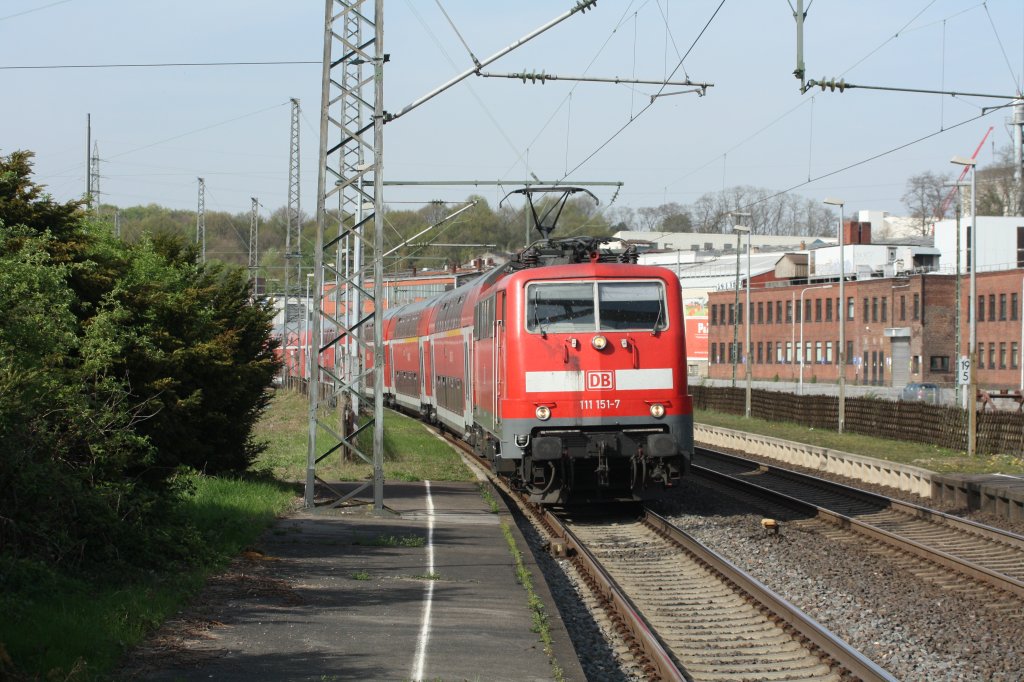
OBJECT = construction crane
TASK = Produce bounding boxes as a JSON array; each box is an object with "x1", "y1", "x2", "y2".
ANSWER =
[{"x1": 939, "y1": 126, "x2": 994, "y2": 217}]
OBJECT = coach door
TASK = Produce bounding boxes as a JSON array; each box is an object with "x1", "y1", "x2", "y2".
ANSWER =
[{"x1": 493, "y1": 291, "x2": 506, "y2": 427}]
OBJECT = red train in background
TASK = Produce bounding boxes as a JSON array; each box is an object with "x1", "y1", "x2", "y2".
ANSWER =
[{"x1": 378, "y1": 188, "x2": 694, "y2": 503}]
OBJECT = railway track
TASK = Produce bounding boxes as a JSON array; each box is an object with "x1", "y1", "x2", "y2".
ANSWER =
[
  {"x1": 693, "y1": 446, "x2": 1024, "y2": 604},
  {"x1": 557, "y1": 509, "x2": 893, "y2": 682},
  {"x1": 444, "y1": 431, "x2": 891, "y2": 681}
]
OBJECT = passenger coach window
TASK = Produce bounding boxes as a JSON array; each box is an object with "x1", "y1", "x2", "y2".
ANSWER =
[{"x1": 526, "y1": 281, "x2": 667, "y2": 333}]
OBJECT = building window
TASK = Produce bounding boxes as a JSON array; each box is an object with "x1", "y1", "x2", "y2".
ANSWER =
[
  {"x1": 1012, "y1": 342, "x2": 1019, "y2": 370},
  {"x1": 815, "y1": 341, "x2": 823, "y2": 363},
  {"x1": 757, "y1": 301, "x2": 764, "y2": 324},
  {"x1": 847, "y1": 297, "x2": 854, "y2": 321},
  {"x1": 786, "y1": 300, "x2": 793, "y2": 323},
  {"x1": 776, "y1": 301, "x2": 782, "y2": 324},
  {"x1": 863, "y1": 298, "x2": 869, "y2": 322},
  {"x1": 815, "y1": 298, "x2": 822, "y2": 322},
  {"x1": 978, "y1": 343, "x2": 986, "y2": 369},
  {"x1": 826, "y1": 298, "x2": 833, "y2": 321},
  {"x1": 711, "y1": 305, "x2": 718, "y2": 326},
  {"x1": 826, "y1": 341, "x2": 833, "y2": 364},
  {"x1": 929, "y1": 356, "x2": 949, "y2": 372},
  {"x1": 989, "y1": 294, "x2": 996, "y2": 322},
  {"x1": 796, "y1": 300, "x2": 802, "y2": 323},
  {"x1": 1013, "y1": 293, "x2": 1019, "y2": 321},
  {"x1": 913, "y1": 293, "x2": 920, "y2": 320},
  {"x1": 978, "y1": 295, "x2": 985, "y2": 323},
  {"x1": 881, "y1": 298, "x2": 888, "y2": 322},
  {"x1": 767, "y1": 301, "x2": 773, "y2": 323},
  {"x1": 1000, "y1": 294, "x2": 1007, "y2": 321},
  {"x1": 846, "y1": 340, "x2": 854, "y2": 364},
  {"x1": 785, "y1": 342, "x2": 793, "y2": 363},
  {"x1": 912, "y1": 355, "x2": 920, "y2": 374},
  {"x1": 900, "y1": 295, "x2": 906, "y2": 321},
  {"x1": 805, "y1": 342, "x2": 812, "y2": 364},
  {"x1": 1000, "y1": 342, "x2": 1007, "y2": 369},
  {"x1": 757, "y1": 342, "x2": 763, "y2": 364},
  {"x1": 871, "y1": 297, "x2": 878, "y2": 322},
  {"x1": 767, "y1": 341, "x2": 773, "y2": 364},
  {"x1": 729, "y1": 303, "x2": 735, "y2": 325},
  {"x1": 989, "y1": 344, "x2": 996, "y2": 369}
]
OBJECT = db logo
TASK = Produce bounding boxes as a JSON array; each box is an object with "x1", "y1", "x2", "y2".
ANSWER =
[{"x1": 585, "y1": 371, "x2": 614, "y2": 391}]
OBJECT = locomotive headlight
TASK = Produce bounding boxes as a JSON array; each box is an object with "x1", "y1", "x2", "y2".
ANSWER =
[
  {"x1": 591, "y1": 335, "x2": 608, "y2": 350},
  {"x1": 649, "y1": 403, "x2": 666, "y2": 418},
  {"x1": 535, "y1": 405, "x2": 552, "y2": 421}
]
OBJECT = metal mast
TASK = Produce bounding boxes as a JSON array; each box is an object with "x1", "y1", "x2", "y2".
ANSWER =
[
  {"x1": 283, "y1": 98, "x2": 303, "y2": 386},
  {"x1": 196, "y1": 177, "x2": 206, "y2": 263},
  {"x1": 249, "y1": 197, "x2": 259, "y2": 281},
  {"x1": 85, "y1": 114, "x2": 91, "y2": 202},
  {"x1": 89, "y1": 141, "x2": 100, "y2": 213},
  {"x1": 307, "y1": 0, "x2": 385, "y2": 512}
]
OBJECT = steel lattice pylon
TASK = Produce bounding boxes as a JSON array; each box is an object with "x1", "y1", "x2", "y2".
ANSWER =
[
  {"x1": 282, "y1": 98, "x2": 303, "y2": 387},
  {"x1": 248, "y1": 197, "x2": 259, "y2": 278},
  {"x1": 306, "y1": 0, "x2": 384, "y2": 511}
]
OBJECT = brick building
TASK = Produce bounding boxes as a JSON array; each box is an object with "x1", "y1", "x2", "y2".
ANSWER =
[{"x1": 707, "y1": 268, "x2": 1023, "y2": 390}]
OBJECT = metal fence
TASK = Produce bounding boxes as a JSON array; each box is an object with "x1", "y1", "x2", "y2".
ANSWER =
[{"x1": 691, "y1": 386, "x2": 1024, "y2": 457}]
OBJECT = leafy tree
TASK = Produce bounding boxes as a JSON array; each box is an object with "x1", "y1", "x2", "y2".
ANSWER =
[{"x1": 0, "y1": 150, "x2": 278, "y2": 571}]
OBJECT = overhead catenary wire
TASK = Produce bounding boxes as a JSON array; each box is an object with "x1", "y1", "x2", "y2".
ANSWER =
[
  {"x1": 558, "y1": 0, "x2": 728, "y2": 184},
  {"x1": 0, "y1": 60, "x2": 319, "y2": 70}
]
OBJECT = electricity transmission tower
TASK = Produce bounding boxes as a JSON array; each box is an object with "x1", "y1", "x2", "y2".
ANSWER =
[
  {"x1": 88, "y1": 141, "x2": 100, "y2": 213},
  {"x1": 249, "y1": 197, "x2": 259, "y2": 282},
  {"x1": 282, "y1": 98, "x2": 303, "y2": 387},
  {"x1": 307, "y1": 0, "x2": 385, "y2": 511},
  {"x1": 196, "y1": 178, "x2": 206, "y2": 263}
]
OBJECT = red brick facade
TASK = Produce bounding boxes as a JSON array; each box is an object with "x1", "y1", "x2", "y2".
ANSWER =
[{"x1": 707, "y1": 270, "x2": 1024, "y2": 389}]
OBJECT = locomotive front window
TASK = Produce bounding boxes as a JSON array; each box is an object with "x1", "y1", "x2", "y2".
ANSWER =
[
  {"x1": 598, "y1": 282, "x2": 666, "y2": 330},
  {"x1": 526, "y1": 280, "x2": 667, "y2": 333},
  {"x1": 527, "y1": 282, "x2": 595, "y2": 333}
]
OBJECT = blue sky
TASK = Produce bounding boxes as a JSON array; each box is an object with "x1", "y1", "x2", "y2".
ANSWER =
[{"x1": 3, "y1": 0, "x2": 1023, "y2": 221}]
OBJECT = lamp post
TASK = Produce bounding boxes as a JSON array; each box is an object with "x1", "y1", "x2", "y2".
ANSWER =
[
  {"x1": 951, "y1": 156, "x2": 977, "y2": 457},
  {"x1": 735, "y1": 226, "x2": 752, "y2": 416},
  {"x1": 823, "y1": 198, "x2": 846, "y2": 432},
  {"x1": 729, "y1": 212, "x2": 751, "y2": 389},
  {"x1": 799, "y1": 284, "x2": 833, "y2": 395}
]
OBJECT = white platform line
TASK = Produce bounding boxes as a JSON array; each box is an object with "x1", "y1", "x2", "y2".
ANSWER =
[{"x1": 411, "y1": 480, "x2": 435, "y2": 681}]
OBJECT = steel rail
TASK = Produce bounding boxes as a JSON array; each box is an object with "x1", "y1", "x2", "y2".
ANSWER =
[
  {"x1": 641, "y1": 510, "x2": 895, "y2": 682},
  {"x1": 442, "y1": 428, "x2": 891, "y2": 681},
  {"x1": 444, "y1": 431, "x2": 686, "y2": 681},
  {"x1": 539, "y1": 507, "x2": 689, "y2": 682},
  {"x1": 694, "y1": 448, "x2": 1024, "y2": 599}
]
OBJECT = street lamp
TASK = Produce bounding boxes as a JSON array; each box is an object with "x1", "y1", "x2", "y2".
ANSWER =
[
  {"x1": 729, "y1": 212, "x2": 751, "y2": 389},
  {"x1": 951, "y1": 155, "x2": 977, "y2": 457},
  {"x1": 799, "y1": 284, "x2": 833, "y2": 395},
  {"x1": 823, "y1": 197, "x2": 846, "y2": 432}
]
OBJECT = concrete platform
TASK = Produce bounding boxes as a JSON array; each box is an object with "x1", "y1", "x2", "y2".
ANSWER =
[
  {"x1": 125, "y1": 481, "x2": 585, "y2": 681},
  {"x1": 931, "y1": 473, "x2": 1024, "y2": 521}
]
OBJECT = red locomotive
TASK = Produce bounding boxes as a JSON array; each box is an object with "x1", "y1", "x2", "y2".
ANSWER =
[{"x1": 380, "y1": 188, "x2": 694, "y2": 503}]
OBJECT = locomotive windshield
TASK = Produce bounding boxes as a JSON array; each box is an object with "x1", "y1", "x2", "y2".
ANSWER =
[{"x1": 526, "y1": 280, "x2": 667, "y2": 333}]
